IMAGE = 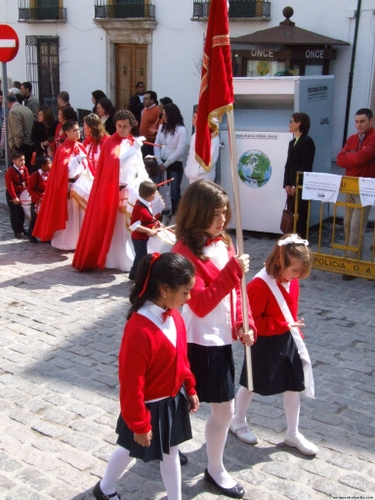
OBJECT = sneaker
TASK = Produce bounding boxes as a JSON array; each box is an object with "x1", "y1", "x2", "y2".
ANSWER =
[
  {"x1": 284, "y1": 432, "x2": 319, "y2": 455},
  {"x1": 229, "y1": 420, "x2": 259, "y2": 444}
]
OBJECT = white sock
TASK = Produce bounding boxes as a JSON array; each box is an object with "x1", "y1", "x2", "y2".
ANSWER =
[
  {"x1": 232, "y1": 386, "x2": 254, "y2": 425},
  {"x1": 284, "y1": 391, "x2": 301, "y2": 437},
  {"x1": 100, "y1": 446, "x2": 133, "y2": 497},
  {"x1": 205, "y1": 401, "x2": 236, "y2": 489},
  {"x1": 159, "y1": 445, "x2": 181, "y2": 500}
]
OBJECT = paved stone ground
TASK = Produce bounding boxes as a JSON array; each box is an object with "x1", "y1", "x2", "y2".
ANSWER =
[{"x1": 1, "y1": 195, "x2": 375, "y2": 499}]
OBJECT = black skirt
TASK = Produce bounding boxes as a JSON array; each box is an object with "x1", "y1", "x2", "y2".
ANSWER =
[
  {"x1": 188, "y1": 343, "x2": 235, "y2": 403},
  {"x1": 240, "y1": 331, "x2": 305, "y2": 396},
  {"x1": 116, "y1": 389, "x2": 192, "y2": 463}
]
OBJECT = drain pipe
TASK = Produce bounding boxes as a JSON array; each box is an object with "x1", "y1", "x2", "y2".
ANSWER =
[{"x1": 342, "y1": 0, "x2": 362, "y2": 145}]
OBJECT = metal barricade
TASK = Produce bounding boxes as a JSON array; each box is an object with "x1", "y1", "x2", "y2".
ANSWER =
[{"x1": 295, "y1": 172, "x2": 375, "y2": 280}]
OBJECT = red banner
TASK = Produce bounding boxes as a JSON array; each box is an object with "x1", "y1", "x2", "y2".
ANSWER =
[{"x1": 195, "y1": 0, "x2": 234, "y2": 171}]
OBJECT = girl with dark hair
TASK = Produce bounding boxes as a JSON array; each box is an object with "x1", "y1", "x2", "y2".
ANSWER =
[
  {"x1": 154, "y1": 103, "x2": 187, "y2": 216},
  {"x1": 173, "y1": 180, "x2": 256, "y2": 499},
  {"x1": 31, "y1": 105, "x2": 58, "y2": 157},
  {"x1": 93, "y1": 252, "x2": 198, "y2": 500},
  {"x1": 283, "y1": 112, "x2": 315, "y2": 238},
  {"x1": 96, "y1": 97, "x2": 116, "y2": 135},
  {"x1": 83, "y1": 113, "x2": 109, "y2": 172},
  {"x1": 231, "y1": 233, "x2": 318, "y2": 456},
  {"x1": 150, "y1": 96, "x2": 173, "y2": 140},
  {"x1": 91, "y1": 89, "x2": 106, "y2": 113}
]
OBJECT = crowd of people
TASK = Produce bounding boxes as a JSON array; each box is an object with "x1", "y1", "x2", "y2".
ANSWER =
[{"x1": 2, "y1": 79, "x2": 375, "y2": 499}]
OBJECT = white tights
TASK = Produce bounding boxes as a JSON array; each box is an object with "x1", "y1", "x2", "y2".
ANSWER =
[
  {"x1": 100, "y1": 445, "x2": 181, "y2": 500},
  {"x1": 233, "y1": 387, "x2": 301, "y2": 437},
  {"x1": 205, "y1": 400, "x2": 236, "y2": 489}
]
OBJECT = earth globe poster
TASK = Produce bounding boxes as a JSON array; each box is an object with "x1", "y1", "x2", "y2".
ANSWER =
[
  {"x1": 237, "y1": 149, "x2": 272, "y2": 189},
  {"x1": 220, "y1": 131, "x2": 291, "y2": 233}
]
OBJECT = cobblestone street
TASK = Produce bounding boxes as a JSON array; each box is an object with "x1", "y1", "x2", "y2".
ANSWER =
[{"x1": 1, "y1": 201, "x2": 375, "y2": 500}]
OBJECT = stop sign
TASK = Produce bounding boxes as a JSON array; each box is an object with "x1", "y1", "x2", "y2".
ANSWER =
[{"x1": 0, "y1": 24, "x2": 19, "y2": 63}]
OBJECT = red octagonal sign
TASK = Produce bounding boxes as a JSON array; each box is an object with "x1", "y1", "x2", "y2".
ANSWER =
[{"x1": 0, "y1": 24, "x2": 20, "y2": 63}]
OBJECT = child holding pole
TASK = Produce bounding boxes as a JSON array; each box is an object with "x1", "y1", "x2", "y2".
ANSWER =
[{"x1": 173, "y1": 180, "x2": 256, "y2": 499}]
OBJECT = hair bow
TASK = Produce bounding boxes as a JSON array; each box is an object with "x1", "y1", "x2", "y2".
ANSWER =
[{"x1": 278, "y1": 234, "x2": 309, "y2": 247}]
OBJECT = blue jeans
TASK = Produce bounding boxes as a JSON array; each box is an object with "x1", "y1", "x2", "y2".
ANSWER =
[
  {"x1": 129, "y1": 238, "x2": 148, "y2": 280},
  {"x1": 167, "y1": 169, "x2": 183, "y2": 215}
]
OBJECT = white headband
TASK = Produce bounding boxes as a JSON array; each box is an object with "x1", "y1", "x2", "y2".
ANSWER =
[{"x1": 278, "y1": 234, "x2": 309, "y2": 247}]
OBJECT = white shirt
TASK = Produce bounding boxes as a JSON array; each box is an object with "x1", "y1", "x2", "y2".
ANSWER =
[
  {"x1": 182, "y1": 240, "x2": 235, "y2": 347},
  {"x1": 119, "y1": 138, "x2": 148, "y2": 186},
  {"x1": 184, "y1": 132, "x2": 220, "y2": 184},
  {"x1": 154, "y1": 124, "x2": 187, "y2": 167}
]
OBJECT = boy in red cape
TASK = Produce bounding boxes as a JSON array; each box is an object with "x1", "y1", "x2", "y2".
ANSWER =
[{"x1": 33, "y1": 120, "x2": 94, "y2": 250}]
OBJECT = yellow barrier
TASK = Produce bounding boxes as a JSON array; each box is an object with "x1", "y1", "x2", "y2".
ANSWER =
[{"x1": 295, "y1": 172, "x2": 375, "y2": 280}]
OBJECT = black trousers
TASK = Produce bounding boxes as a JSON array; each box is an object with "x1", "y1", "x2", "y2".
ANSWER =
[{"x1": 6, "y1": 191, "x2": 25, "y2": 235}]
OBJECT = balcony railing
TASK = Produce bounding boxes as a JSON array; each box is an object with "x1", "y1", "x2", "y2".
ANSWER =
[
  {"x1": 95, "y1": 1, "x2": 156, "y2": 20},
  {"x1": 18, "y1": 1, "x2": 67, "y2": 21},
  {"x1": 192, "y1": 0, "x2": 271, "y2": 20}
]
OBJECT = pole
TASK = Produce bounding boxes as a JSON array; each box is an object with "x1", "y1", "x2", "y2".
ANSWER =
[
  {"x1": 342, "y1": 0, "x2": 362, "y2": 146},
  {"x1": 2, "y1": 61, "x2": 10, "y2": 168},
  {"x1": 227, "y1": 108, "x2": 253, "y2": 391}
]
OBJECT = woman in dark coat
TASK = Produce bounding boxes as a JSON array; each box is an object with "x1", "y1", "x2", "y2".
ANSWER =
[
  {"x1": 31, "y1": 105, "x2": 58, "y2": 157},
  {"x1": 96, "y1": 97, "x2": 116, "y2": 135},
  {"x1": 283, "y1": 112, "x2": 315, "y2": 238}
]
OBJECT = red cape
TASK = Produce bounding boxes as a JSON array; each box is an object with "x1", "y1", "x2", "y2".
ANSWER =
[
  {"x1": 33, "y1": 139, "x2": 72, "y2": 241},
  {"x1": 72, "y1": 133, "x2": 123, "y2": 270},
  {"x1": 33, "y1": 140, "x2": 91, "y2": 241},
  {"x1": 83, "y1": 134, "x2": 109, "y2": 174}
]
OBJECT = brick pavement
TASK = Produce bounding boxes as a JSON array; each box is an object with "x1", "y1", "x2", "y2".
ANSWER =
[{"x1": 0, "y1": 195, "x2": 375, "y2": 499}]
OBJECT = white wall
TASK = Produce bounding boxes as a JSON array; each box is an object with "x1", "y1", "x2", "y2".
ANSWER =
[{"x1": 1, "y1": 0, "x2": 375, "y2": 157}]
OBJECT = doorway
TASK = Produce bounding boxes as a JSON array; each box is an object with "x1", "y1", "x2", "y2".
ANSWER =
[{"x1": 116, "y1": 44, "x2": 148, "y2": 110}]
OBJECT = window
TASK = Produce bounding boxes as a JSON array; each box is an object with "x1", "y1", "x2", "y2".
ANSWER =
[
  {"x1": 94, "y1": 0, "x2": 155, "y2": 19},
  {"x1": 26, "y1": 36, "x2": 60, "y2": 107},
  {"x1": 19, "y1": 0, "x2": 66, "y2": 21}
]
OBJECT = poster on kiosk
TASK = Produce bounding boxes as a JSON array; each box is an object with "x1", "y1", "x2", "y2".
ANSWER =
[
  {"x1": 220, "y1": 76, "x2": 334, "y2": 233},
  {"x1": 221, "y1": 128, "x2": 290, "y2": 233}
]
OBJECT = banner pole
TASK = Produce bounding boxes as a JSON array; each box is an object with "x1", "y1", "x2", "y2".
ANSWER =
[{"x1": 227, "y1": 108, "x2": 253, "y2": 391}]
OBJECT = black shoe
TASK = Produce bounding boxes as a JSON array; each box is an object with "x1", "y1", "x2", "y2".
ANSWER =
[
  {"x1": 14, "y1": 232, "x2": 25, "y2": 239},
  {"x1": 29, "y1": 236, "x2": 38, "y2": 243},
  {"x1": 342, "y1": 274, "x2": 356, "y2": 281},
  {"x1": 204, "y1": 469, "x2": 244, "y2": 498},
  {"x1": 93, "y1": 481, "x2": 121, "y2": 500},
  {"x1": 179, "y1": 450, "x2": 188, "y2": 466}
]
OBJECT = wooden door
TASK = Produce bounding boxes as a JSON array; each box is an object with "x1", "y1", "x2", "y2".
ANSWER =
[{"x1": 116, "y1": 44, "x2": 148, "y2": 110}]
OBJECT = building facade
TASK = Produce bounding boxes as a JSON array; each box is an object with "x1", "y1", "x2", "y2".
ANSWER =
[{"x1": 1, "y1": 0, "x2": 375, "y2": 157}]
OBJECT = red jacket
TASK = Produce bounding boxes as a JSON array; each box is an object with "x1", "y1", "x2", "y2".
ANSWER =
[
  {"x1": 173, "y1": 238, "x2": 256, "y2": 338},
  {"x1": 131, "y1": 200, "x2": 158, "y2": 241},
  {"x1": 27, "y1": 170, "x2": 49, "y2": 204},
  {"x1": 336, "y1": 127, "x2": 375, "y2": 178},
  {"x1": 247, "y1": 277, "x2": 300, "y2": 337},
  {"x1": 118, "y1": 310, "x2": 196, "y2": 434},
  {"x1": 5, "y1": 165, "x2": 29, "y2": 200}
]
